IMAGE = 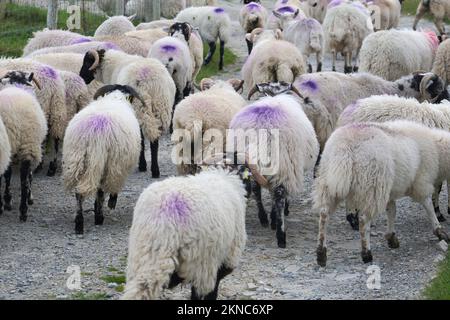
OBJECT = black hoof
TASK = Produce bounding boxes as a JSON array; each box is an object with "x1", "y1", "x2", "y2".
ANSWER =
[
  {"x1": 308, "y1": 64, "x2": 313, "y2": 73},
  {"x1": 108, "y1": 196, "x2": 117, "y2": 210},
  {"x1": 219, "y1": 64, "x2": 223, "y2": 71},
  {"x1": 361, "y1": 250, "x2": 373, "y2": 263},
  {"x1": 270, "y1": 221, "x2": 276, "y2": 230},
  {"x1": 385, "y1": 233, "x2": 400, "y2": 249},
  {"x1": 75, "y1": 215, "x2": 84, "y2": 234},
  {"x1": 151, "y1": 169, "x2": 160, "y2": 179},
  {"x1": 317, "y1": 246, "x2": 327, "y2": 267},
  {"x1": 277, "y1": 240, "x2": 286, "y2": 248},
  {"x1": 19, "y1": 215, "x2": 27, "y2": 222},
  {"x1": 95, "y1": 215, "x2": 104, "y2": 226},
  {"x1": 437, "y1": 214, "x2": 446, "y2": 222},
  {"x1": 34, "y1": 162, "x2": 43, "y2": 174},
  {"x1": 47, "y1": 166, "x2": 57, "y2": 177},
  {"x1": 260, "y1": 219, "x2": 269, "y2": 228},
  {"x1": 346, "y1": 213, "x2": 359, "y2": 231},
  {"x1": 353, "y1": 66, "x2": 359, "y2": 72},
  {"x1": 344, "y1": 66, "x2": 353, "y2": 74},
  {"x1": 284, "y1": 208, "x2": 289, "y2": 217},
  {"x1": 317, "y1": 63, "x2": 322, "y2": 72},
  {"x1": 75, "y1": 227, "x2": 84, "y2": 235},
  {"x1": 28, "y1": 198, "x2": 34, "y2": 205},
  {"x1": 138, "y1": 162, "x2": 147, "y2": 172},
  {"x1": 332, "y1": 67, "x2": 336, "y2": 72}
]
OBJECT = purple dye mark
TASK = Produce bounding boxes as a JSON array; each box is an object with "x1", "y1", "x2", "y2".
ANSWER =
[
  {"x1": 159, "y1": 192, "x2": 190, "y2": 224},
  {"x1": 300, "y1": 79, "x2": 319, "y2": 92},
  {"x1": 246, "y1": 2, "x2": 261, "y2": 11},
  {"x1": 281, "y1": 0, "x2": 289, "y2": 3},
  {"x1": 231, "y1": 104, "x2": 287, "y2": 129},
  {"x1": 104, "y1": 42, "x2": 119, "y2": 50},
  {"x1": 137, "y1": 67, "x2": 151, "y2": 81},
  {"x1": 70, "y1": 37, "x2": 92, "y2": 45},
  {"x1": 39, "y1": 66, "x2": 58, "y2": 80},
  {"x1": 276, "y1": 6, "x2": 296, "y2": 13},
  {"x1": 340, "y1": 102, "x2": 359, "y2": 119},
  {"x1": 214, "y1": 7, "x2": 225, "y2": 13},
  {"x1": 161, "y1": 44, "x2": 177, "y2": 53},
  {"x1": 77, "y1": 114, "x2": 112, "y2": 135}
]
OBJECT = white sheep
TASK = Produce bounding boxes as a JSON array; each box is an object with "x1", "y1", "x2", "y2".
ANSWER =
[
  {"x1": 122, "y1": 166, "x2": 247, "y2": 300},
  {"x1": 94, "y1": 15, "x2": 136, "y2": 38},
  {"x1": 306, "y1": 0, "x2": 329, "y2": 23},
  {"x1": 59, "y1": 71, "x2": 91, "y2": 122},
  {"x1": 369, "y1": 0, "x2": 401, "y2": 31},
  {"x1": 243, "y1": 28, "x2": 307, "y2": 92},
  {"x1": 175, "y1": 6, "x2": 231, "y2": 70},
  {"x1": 173, "y1": 78, "x2": 246, "y2": 175},
  {"x1": 229, "y1": 92, "x2": 320, "y2": 248},
  {"x1": 136, "y1": 20, "x2": 174, "y2": 31},
  {"x1": 79, "y1": 49, "x2": 176, "y2": 178},
  {"x1": 267, "y1": 0, "x2": 308, "y2": 30},
  {"x1": 94, "y1": 35, "x2": 153, "y2": 57},
  {"x1": 323, "y1": 1, "x2": 373, "y2": 73},
  {"x1": 359, "y1": 29, "x2": 439, "y2": 81},
  {"x1": 413, "y1": 0, "x2": 450, "y2": 35},
  {"x1": 239, "y1": 1, "x2": 268, "y2": 54},
  {"x1": 0, "y1": 71, "x2": 47, "y2": 222},
  {"x1": 432, "y1": 38, "x2": 450, "y2": 86},
  {"x1": 0, "y1": 58, "x2": 67, "y2": 176},
  {"x1": 63, "y1": 85, "x2": 141, "y2": 234},
  {"x1": 26, "y1": 41, "x2": 120, "y2": 58},
  {"x1": 314, "y1": 120, "x2": 450, "y2": 266}
]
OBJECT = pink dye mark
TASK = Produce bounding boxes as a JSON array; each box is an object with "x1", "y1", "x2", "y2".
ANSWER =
[{"x1": 423, "y1": 30, "x2": 439, "y2": 52}]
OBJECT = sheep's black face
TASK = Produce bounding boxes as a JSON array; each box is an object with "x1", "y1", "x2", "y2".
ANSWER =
[
  {"x1": 79, "y1": 49, "x2": 105, "y2": 85},
  {"x1": 0, "y1": 71, "x2": 33, "y2": 87},
  {"x1": 243, "y1": 0, "x2": 259, "y2": 4},
  {"x1": 169, "y1": 22, "x2": 191, "y2": 42},
  {"x1": 410, "y1": 73, "x2": 446, "y2": 102}
]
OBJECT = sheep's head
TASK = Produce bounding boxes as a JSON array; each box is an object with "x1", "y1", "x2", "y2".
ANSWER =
[
  {"x1": 198, "y1": 78, "x2": 244, "y2": 93},
  {"x1": 0, "y1": 70, "x2": 41, "y2": 90},
  {"x1": 241, "y1": 0, "x2": 261, "y2": 4},
  {"x1": 406, "y1": 72, "x2": 446, "y2": 103},
  {"x1": 94, "y1": 84, "x2": 147, "y2": 107},
  {"x1": 80, "y1": 49, "x2": 105, "y2": 85},
  {"x1": 248, "y1": 81, "x2": 304, "y2": 100},
  {"x1": 272, "y1": 8, "x2": 301, "y2": 31},
  {"x1": 168, "y1": 22, "x2": 193, "y2": 42}
]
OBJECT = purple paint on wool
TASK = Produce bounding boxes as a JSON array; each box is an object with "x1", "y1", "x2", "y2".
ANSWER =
[
  {"x1": 137, "y1": 67, "x2": 151, "y2": 80},
  {"x1": 104, "y1": 42, "x2": 119, "y2": 50},
  {"x1": 70, "y1": 37, "x2": 92, "y2": 45},
  {"x1": 246, "y1": 3, "x2": 261, "y2": 11},
  {"x1": 161, "y1": 44, "x2": 177, "y2": 53},
  {"x1": 300, "y1": 79, "x2": 319, "y2": 92},
  {"x1": 160, "y1": 192, "x2": 190, "y2": 224},
  {"x1": 39, "y1": 66, "x2": 58, "y2": 80},
  {"x1": 78, "y1": 114, "x2": 111, "y2": 135},
  {"x1": 232, "y1": 105, "x2": 287, "y2": 129},
  {"x1": 348, "y1": 122, "x2": 373, "y2": 130},
  {"x1": 281, "y1": 0, "x2": 289, "y2": 3},
  {"x1": 340, "y1": 102, "x2": 359, "y2": 119},
  {"x1": 214, "y1": 7, "x2": 225, "y2": 13},
  {"x1": 277, "y1": 6, "x2": 295, "y2": 13}
]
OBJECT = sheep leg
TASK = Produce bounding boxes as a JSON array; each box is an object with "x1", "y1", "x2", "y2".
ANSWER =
[
  {"x1": 317, "y1": 208, "x2": 330, "y2": 267},
  {"x1": 139, "y1": 129, "x2": 147, "y2": 172},
  {"x1": 150, "y1": 139, "x2": 160, "y2": 178},
  {"x1": 332, "y1": 50, "x2": 336, "y2": 72},
  {"x1": 75, "y1": 193, "x2": 84, "y2": 234},
  {"x1": 413, "y1": 4, "x2": 426, "y2": 30},
  {"x1": 246, "y1": 38, "x2": 253, "y2": 55},
  {"x1": 274, "y1": 185, "x2": 287, "y2": 248},
  {"x1": 108, "y1": 194, "x2": 118, "y2": 210},
  {"x1": 191, "y1": 265, "x2": 232, "y2": 300},
  {"x1": 28, "y1": 172, "x2": 34, "y2": 205},
  {"x1": 353, "y1": 50, "x2": 359, "y2": 72},
  {"x1": 94, "y1": 189, "x2": 105, "y2": 226},
  {"x1": 3, "y1": 166, "x2": 12, "y2": 211},
  {"x1": 433, "y1": 183, "x2": 446, "y2": 222},
  {"x1": 313, "y1": 153, "x2": 321, "y2": 178},
  {"x1": 47, "y1": 138, "x2": 59, "y2": 177},
  {"x1": 284, "y1": 199, "x2": 290, "y2": 216},
  {"x1": 447, "y1": 181, "x2": 450, "y2": 216},
  {"x1": 344, "y1": 52, "x2": 352, "y2": 74},
  {"x1": 346, "y1": 208, "x2": 360, "y2": 231},
  {"x1": 0, "y1": 176, "x2": 3, "y2": 215},
  {"x1": 270, "y1": 204, "x2": 276, "y2": 230},
  {"x1": 316, "y1": 52, "x2": 322, "y2": 72},
  {"x1": 422, "y1": 196, "x2": 450, "y2": 243},
  {"x1": 219, "y1": 41, "x2": 225, "y2": 70},
  {"x1": 253, "y1": 182, "x2": 268, "y2": 227},
  {"x1": 19, "y1": 160, "x2": 31, "y2": 222},
  {"x1": 385, "y1": 201, "x2": 399, "y2": 249},
  {"x1": 434, "y1": 18, "x2": 446, "y2": 36},
  {"x1": 183, "y1": 82, "x2": 192, "y2": 98},
  {"x1": 204, "y1": 41, "x2": 216, "y2": 66},
  {"x1": 359, "y1": 214, "x2": 373, "y2": 263}
]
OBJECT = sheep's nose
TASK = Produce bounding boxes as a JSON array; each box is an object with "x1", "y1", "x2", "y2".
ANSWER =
[{"x1": 312, "y1": 2, "x2": 318, "y2": 6}]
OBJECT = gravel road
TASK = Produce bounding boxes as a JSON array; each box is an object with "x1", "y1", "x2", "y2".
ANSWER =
[{"x1": 0, "y1": 0, "x2": 448, "y2": 300}]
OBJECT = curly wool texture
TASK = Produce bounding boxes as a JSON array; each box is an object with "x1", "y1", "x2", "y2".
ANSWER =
[
  {"x1": 94, "y1": 16, "x2": 136, "y2": 38},
  {"x1": 293, "y1": 72, "x2": 431, "y2": 151},
  {"x1": 122, "y1": 168, "x2": 247, "y2": 300},
  {"x1": 22, "y1": 29, "x2": 92, "y2": 56},
  {"x1": 432, "y1": 39, "x2": 450, "y2": 85},
  {"x1": 93, "y1": 50, "x2": 176, "y2": 142},
  {"x1": 59, "y1": 71, "x2": 91, "y2": 123},
  {"x1": 0, "y1": 59, "x2": 67, "y2": 140},
  {"x1": 368, "y1": 0, "x2": 401, "y2": 30},
  {"x1": 62, "y1": 91, "x2": 141, "y2": 197},
  {"x1": 359, "y1": 30, "x2": 438, "y2": 81},
  {"x1": 175, "y1": 6, "x2": 231, "y2": 44},
  {"x1": 94, "y1": 35, "x2": 153, "y2": 57},
  {"x1": 149, "y1": 37, "x2": 193, "y2": 93},
  {"x1": 0, "y1": 87, "x2": 47, "y2": 167},
  {"x1": 26, "y1": 41, "x2": 120, "y2": 58},
  {"x1": 239, "y1": 2, "x2": 268, "y2": 33},
  {"x1": 230, "y1": 95, "x2": 319, "y2": 195}
]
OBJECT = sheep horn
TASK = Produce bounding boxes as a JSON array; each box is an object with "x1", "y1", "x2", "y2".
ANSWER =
[
  {"x1": 245, "y1": 153, "x2": 270, "y2": 188},
  {"x1": 88, "y1": 50, "x2": 100, "y2": 71},
  {"x1": 248, "y1": 85, "x2": 260, "y2": 100},
  {"x1": 236, "y1": 80, "x2": 245, "y2": 93},
  {"x1": 289, "y1": 84, "x2": 305, "y2": 99},
  {"x1": 420, "y1": 72, "x2": 442, "y2": 103},
  {"x1": 30, "y1": 73, "x2": 42, "y2": 90}
]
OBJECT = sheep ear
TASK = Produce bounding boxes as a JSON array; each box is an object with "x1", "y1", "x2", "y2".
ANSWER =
[
  {"x1": 293, "y1": 9, "x2": 300, "y2": 19},
  {"x1": 200, "y1": 78, "x2": 215, "y2": 91},
  {"x1": 275, "y1": 29, "x2": 283, "y2": 40},
  {"x1": 228, "y1": 79, "x2": 245, "y2": 92},
  {"x1": 127, "y1": 14, "x2": 137, "y2": 21},
  {"x1": 272, "y1": 10, "x2": 282, "y2": 19}
]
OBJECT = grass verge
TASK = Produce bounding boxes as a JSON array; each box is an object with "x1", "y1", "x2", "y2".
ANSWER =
[
  {"x1": 423, "y1": 252, "x2": 450, "y2": 300},
  {"x1": 196, "y1": 44, "x2": 238, "y2": 83}
]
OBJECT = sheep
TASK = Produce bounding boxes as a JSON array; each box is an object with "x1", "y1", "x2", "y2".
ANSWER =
[
  {"x1": 94, "y1": 35, "x2": 153, "y2": 57},
  {"x1": 267, "y1": 0, "x2": 308, "y2": 31},
  {"x1": 136, "y1": 20, "x2": 175, "y2": 31},
  {"x1": 338, "y1": 95, "x2": 450, "y2": 223},
  {"x1": 306, "y1": 0, "x2": 329, "y2": 23},
  {"x1": 125, "y1": 28, "x2": 169, "y2": 44},
  {"x1": 243, "y1": 28, "x2": 307, "y2": 92},
  {"x1": 173, "y1": 78, "x2": 246, "y2": 175},
  {"x1": 413, "y1": 0, "x2": 450, "y2": 36},
  {"x1": 63, "y1": 85, "x2": 141, "y2": 234},
  {"x1": 22, "y1": 29, "x2": 93, "y2": 56},
  {"x1": 239, "y1": 1, "x2": 268, "y2": 54},
  {"x1": 0, "y1": 71, "x2": 47, "y2": 222},
  {"x1": 59, "y1": 71, "x2": 91, "y2": 122},
  {"x1": 126, "y1": 0, "x2": 186, "y2": 20},
  {"x1": 94, "y1": 15, "x2": 136, "y2": 38},
  {"x1": 313, "y1": 120, "x2": 450, "y2": 266},
  {"x1": 292, "y1": 71, "x2": 448, "y2": 154},
  {"x1": 26, "y1": 41, "x2": 120, "y2": 58},
  {"x1": 432, "y1": 38, "x2": 450, "y2": 86},
  {"x1": 148, "y1": 36, "x2": 193, "y2": 108},
  {"x1": 273, "y1": 11, "x2": 324, "y2": 73},
  {"x1": 122, "y1": 165, "x2": 248, "y2": 300},
  {"x1": 368, "y1": 0, "x2": 401, "y2": 31},
  {"x1": 0, "y1": 58, "x2": 67, "y2": 176},
  {"x1": 167, "y1": 22, "x2": 204, "y2": 83},
  {"x1": 175, "y1": 6, "x2": 232, "y2": 70},
  {"x1": 229, "y1": 90, "x2": 320, "y2": 248},
  {"x1": 359, "y1": 30, "x2": 439, "y2": 81},
  {"x1": 323, "y1": 2, "x2": 374, "y2": 73},
  {"x1": 79, "y1": 49, "x2": 176, "y2": 178}
]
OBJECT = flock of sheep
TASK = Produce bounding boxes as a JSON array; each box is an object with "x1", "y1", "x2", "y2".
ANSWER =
[{"x1": 0, "y1": 0, "x2": 450, "y2": 300}]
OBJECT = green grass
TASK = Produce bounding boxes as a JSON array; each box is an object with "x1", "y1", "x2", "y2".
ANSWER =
[
  {"x1": 101, "y1": 274, "x2": 126, "y2": 284},
  {"x1": 424, "y1": 253, "x2": 450, "y2": 300},
  {"x1": 71, "y1": 292, "x2": 109, "y2": 300},
  {"x1": 196, "y1": 44, "x2": 238, "y2": 83},
  {"x1": 0, "y1": 3, "x2": 104, "y2": 57}
]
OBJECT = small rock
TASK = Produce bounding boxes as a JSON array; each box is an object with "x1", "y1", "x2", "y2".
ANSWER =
[
  {"x1": 246, "y1": 283, "x2": 257, "y2": 291},
  {"x1": 285, "y1": 265, "x2": 300, "y2": 273},
  {"x1": 436, "y1": 240, "x2": 448, "y2": 252},
  {"x1": 107, "y1": 282, "x2": 118, "y2": 288}
]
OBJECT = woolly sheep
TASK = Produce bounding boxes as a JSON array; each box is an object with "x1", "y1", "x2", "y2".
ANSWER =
[
  {"x1": 79, "y1": 49, "x2": 176, "y2": 178},
  {"x1": 175, "y1": 6, "x2": 231, "y2": 70},
  {"x1": 136, "y1": 20, "x2": 175, "y2": 31},
  {"x1": 173, "y1": 78, "x2": 246, "y2": 175},
  {"x1": 22, "y1": 29, "x2": 93, "y2": 57},
  {"x1": 122, "y1": 166, "x2": 247, "y2": 300},
  {"x1": 229, "y1": 93, "x2": 320, "y2": 248},
  {"x1": 63, "y1": 85, "x2": 141, "y2": 234},
  {"x1": 338, "y1": 95, "x2": 450, "y2": 223},
  {"x1": 369, "y1": 0, "x2": 401, "y2": 31},
  {"x1": 243, "y1": 28, "x2": 307, "y2": 92},
  {"x1": 26, "y1": 41, "x2": 120, "y2": 58},
  {"x1": 413, "y1": 0, "x2": 450, "y2": 35},
  {"x1": 359, "y1": 30, "x2": 439, "y2": 81},
  {"x1": 239, "y1": 2, "x2": 268, "y2": 54},
  {"x1": 313, "y1": 120, "x2": 450, "y2": 266},
  {"x1": 0, "y1": 58, "x2": 67, "y2": 176},
  {"x1": 59, "y1": 71, "x2": 91, "y2": 122},
  {"x1": 323, "y1": 2, "x2": 373, "y2": 73},
  {"x1": 94, "y1": 35, "x2": 153, "y2": 57},
  {"x1": 94, "y1": 15, "x2": 136, "y2": 38},
  {"x1": 292, "y1": 71, "x2": 448, "y2": 153},
  {"x1": 0, "y1": 71, "x2": 47, "y2": 221},
  {"x1": 148, "y1": 36, "x2": 193, "y2": 106},
  {"x1": 267, "y1": 4, "x2": 307, "y2": 31},
  {"x1": 432, "y1": 38, "x2": 450, "y2": 86}
]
